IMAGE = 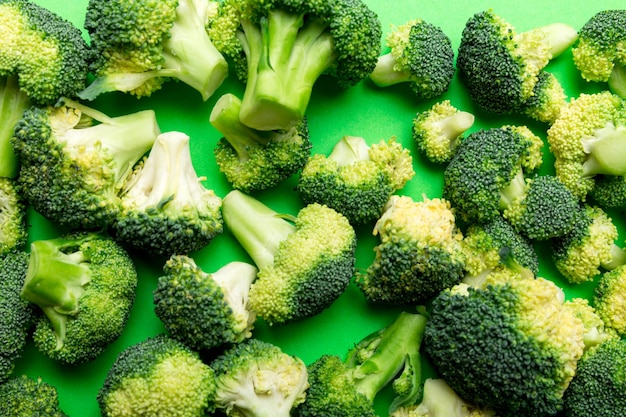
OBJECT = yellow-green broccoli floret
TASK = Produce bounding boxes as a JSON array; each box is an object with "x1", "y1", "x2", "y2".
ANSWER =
[
  {"x1": 0, "y1": 178, "x2": 27, "y2": 256},
  {"x1": 594, "y1": 264, "x2": 626, "y2": 336},
  {"x1": 0, "y1": 375, "x2": 68, "y2": 417}
]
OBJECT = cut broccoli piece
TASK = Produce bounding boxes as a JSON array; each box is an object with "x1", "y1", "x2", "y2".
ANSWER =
[
  {"x1": 0, "y1": 178, "x2": 27, "y2": 256},
  {"x1": 0, "y1": 375, "x2": 68, "y2": 417},
  {"x1": 521, "y1": 70, "x2": 567, "y2": 124},
  {"x1": 589, "y1": 174, "x2": 626, "y2": 208},
  {"x1": 594, "y1": 264, "x2": 626, "y2": 337},
  {"x1": 296, "y1": 135, "x2": 414, "y2": 225}
]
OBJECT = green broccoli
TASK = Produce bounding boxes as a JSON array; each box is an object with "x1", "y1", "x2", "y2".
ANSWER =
[
  {"x1": 547, "y1": 91, "x2": 626, "y2": 201},
  {"x1": 12, "y1": 98, "x2": 160, "y2": 230},
  {"x1": 97, "y1": 333, "x2": 217, "y2": 417},
  {"x1": 210, "y1": 338, "x2": 308, "y2": 417},
  {"x1": 20, "y1": 232, "x2": 138, "y2": 364},
  {"x1": 521, "y1": 70, "x2": 567, "y2": 124},
  {"x1": 369, "y1": 19, "x2": 455, "y2": 99},
  {"x1": 562, "y1": 336, "x2": 626, "y2": 417},
  {"x1": 222, "y1": 190, "x2": 356, "y2": 325},
  {"x1": 443, "y1": 125, "x2": 579, "y2": 240},
  {"x1": 208, "y1": 0, "x2": 382, "y2": 130},
  {"x1": 296, "y1": 311, "x2": 428, "y2": 417},
  {"x1": 112, "y1": 131, "x2": 223, "y2": 258},
  {"x1": 296, "y1": 135, "x2": 415, "y2": 225},
  {"x1": 571, "y1": 10, "x2": 626, "y2": 98},
  {"x1": 594, "y1": 264, "x2": 626, "y2": 336},
  {"x1": 551, "y1": 204, "x2": 626, "y2": 284},
  {"x1": 457, "y1": 9, "x2": 577, "y2": 122},
  {"x1": 210, "y1": 93, "x2": 312, "y2": 193},
  {"x1": 356, "y1": 195, "x2": 466, "y2": 305},
  {"x1": 153, "y1": 255, "x2": 258, "y2": 351},
  {"x1": 0, "y1": 375, "x2": 68, "y2": 417},
  {"x1": 0, "y1": 251, "x2": 36, "y2": 383},
  {"x1": 81, "y1": 0, "x2": 228, "y2": 100},
  {"x1": 0, "y1": 0, "x2": 89, "y2": 178},
  {"x1": 0, "y1": 178, "x2": 27, "y2": 256},
  {"x1": 412, "y1": 100, "x2": 475, "y2": 164},
  {"x1": 589, "y1": 174, "x2": 626, "y2": 208},
  {"x1": 424, "y1": 274, "x2": 591, "y2": 417}
]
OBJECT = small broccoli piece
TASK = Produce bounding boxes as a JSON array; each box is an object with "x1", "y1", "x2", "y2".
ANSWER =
[
  {"x1": 20, "y1": 232, "x2": 137, "y2": 364},
  {"x1": 457, "y1": 9, "x2": 577, "y2": 121},
  {"x1": 521, "y1": 70, "x2": 568, "y2": 124},
  {"x1": 594, "y1": 264, "x2": 626, "y2": 336},
  {"x1": 12, "y1": 98, "x2": 160, "y2": 230},
  {"x1": 356, "y1": 195, "x2": 466, "y2": 305},
  {"x1": 153, "y1": 255, "x2": 258, "y2": 351},
  {"x1": 571, "y1": 10, "x2": 626, "y2": 97},
  {"x1": 562, "y1": 337, "x2": 626, "y2": 417},
  {"x1": 0, "y1": 375, "x2": 68, "y2": 417},
  {"x1": 222, "y1": 190, "x2": 356, "y2": 325},
  {"x1": 208, "y1": 0, "x2": 382, "y2": 130},
  {"x1": 551, "y1": 204, "x2": 626, "y2": 284},
  {"x1": 296, "y1": 135, "x2": 415, "y2": 225},
  {"x1": 0, "y1": 0, "x2": 89, "y2": 178},
  {"x1": 0, "y1": 251, "x2": 36, "y2": 383},
  {"x1": 210, "y1": 93, "x2": 312, "y2": 192},
  {"x1": 443, "y1": 125, "x2": 579, "y2": 240},
  {"x1": 113, "y1": 131, "x2": 223, "y2": 258},
  {"x1": 589, "y1": 174, "x2": 626, "y2": 208},
  {"x1": 0, "y1": 178, "x2": 27, "y2": 256},
  {"x1": 563, "y1": 297, "x2": 617, "y2": 349},
  {"x1": 296, "y1": 311, "x2": 427, "y2": 417},
  {"x1": 412, "y1": 100, "x2": 475, "y2": 164},
  {"x1": 547, "y1": 91, "x2": 626, "y2": 201},
  {"x1": 424, "y1": 274, "x2": 589, "y2": 417},
  {"x1": 210, "y1": 338, "x2": 308, "y2": 417},
  {"x1": 81, "y1": 0, "x2": 228, "y2": 100},
  {"x1": 370, "y1": 19, "x2": 455, "y2": 99},
  {"x1": 98, "y1": 333, "x2": 217, "y2": 417}
]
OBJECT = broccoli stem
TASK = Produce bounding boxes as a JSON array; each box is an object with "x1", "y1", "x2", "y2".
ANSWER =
[
  {"x1": 533, "y1": 23, "x2": 579, "y2": 58},
  {"x1": 436, "y1": 111, "x2": 476, "y2": 144},
  {"x1": 222, "y1": 190, "x2": 296, "y2": 270},
  {"x1": 499, "y1": 169, "x2": 528, "y2": 211},
  {"x1": 609, "y1": 64, "x2": 626, "y2": 101},
  {"x1": 327, "y1": 135, "x2": 371, "y2": 167},
  {"x1": 600, "y1": 244, "x2": 626, "y2": 270},
  {"x1": 581, "y1": 122, "x2": 626, "y2": 177},
  {"x1": 369, "y1": 53, "x2": 413, "y2": 87},
  {"x1": 0, "y1": 75, "x2": 30, "y2": 178}
]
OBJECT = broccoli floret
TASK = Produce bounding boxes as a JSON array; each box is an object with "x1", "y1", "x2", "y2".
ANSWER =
[
  {"x1": 594, "y1": 264, "x2": 626, "y2": 336},
  {"x1": 521, "y1": 70, "x2": 568, "y2": 124},
  {"x1": 296, "y1": 311, "x2": 427, "y2": 417},
  {"x1": 81, "y1": 0, "x2": 228, "y2": 100},
  {"x1": 547, "y1": 91, "x2": 626, "y2": 201},
  {"x1": 20, "y1": 232, "x2": 138, "y2": 364},
  {"x1": 443, "y1": 125, "x2": 579, "y2": 240},
  {"x1": 210, "y1": 93, "x2": 312, "y2": 192},
  {"x1": 562, "y1": 337, "x2": 626, "y2": 417},
  {"x1": 296, "y1": 135, "x2": 415, "y2": 225},
  {"x1": 369, "y1": 19, "x2": 455, "y2": 99},
  {"x1": 113, "y1": 131, "x2": 223, "y2": 258},
  {"x1": 356, "y1": 195, "x2": 466, "y2": 305},
  {"x1": 0, "y1": 0, "x2": 89, "y2": 178},
  {"x1": 97, "y1": 333, "x2": 217, "y2": 417},
  {"x1": 222, "y1": 190, "x2": 356, "y2": 325},
  {"x1": 0, "y1": 178, "x2": 27, "y2": 256},
  {"x1": 551, "y1": 204, "x2": 626, "y2": 284},
  {"x1": 153, "y1": 255, "x2": 258, "y2": 350},
  {"x1": 589, "y1": 174, "x2": 626, "y2": 208},
  {"x1": 424, "y1": 274, "x2": 589, "y2": 417},
  {"x1": 0, "y1": 251, "x2": 36, "y2": 383},
  {"x1": 412, "y1": 100, "x2": 475, "y2": 164},
  {"x1": 0, "y1": 375, "x2": 68, "y2": 417},
  {"x1": 210, "y1": 338, "x2": 308, "y2": 417},
  {"x1": 563, "y1": 297, "x2": 617, "y2": 349},
  {"x1": 208, "y1": 0, "x2": 382, "y2": 130},
  {"x1": 571, "y1": 10, "x2": 626, "y2": 98},
  {"x1": 457, "y1": 9, "x2": 577, "y2": 122},
  {"x1": 12, "y1": 98, "x2": 160, "y2": 230}
]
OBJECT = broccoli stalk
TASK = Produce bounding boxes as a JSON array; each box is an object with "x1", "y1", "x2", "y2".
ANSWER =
[
  {"x1": 579, "y1": 122, "x2": 626, "y2": 177},
  {"x1": 0, "y1": 75, "x2": 29, "y2": 178}
]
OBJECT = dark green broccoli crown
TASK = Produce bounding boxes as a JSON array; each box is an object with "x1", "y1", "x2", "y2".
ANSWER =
[
  {"x1": 589, "y1": 174, "x2": 626, "y2": 208},
  {"x1": 577, "y1": 10, "x2": 626, "y2": 53},
  {"x1": 0, "y1": 375, "x2": 68, "y2": 417},
  {"x1": 0, "y1": 251, "x2": 36, "y2": 382},
  {"x1": 563, "y1": 337, "x2": 626, "y2": 417},
  {"x1": 0, "y1": 178, "x2": 27, "y2": 256}
]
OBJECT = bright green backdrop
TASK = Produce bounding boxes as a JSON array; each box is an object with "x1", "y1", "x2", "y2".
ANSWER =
[{"x1": 15, "y1": 1, "x2": 626, "y2": 416}]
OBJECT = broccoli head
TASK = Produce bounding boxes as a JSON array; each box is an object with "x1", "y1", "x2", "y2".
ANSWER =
[
  {"x1": 0, "y1": 0, "x2": 89, "y2": 178},
  {"x1": 210, "y1": 338, "x2": 309, "y2": 417},
  {"x1": 0, "y1": 178, "x2": 27, "y2": 256},
  {"x1": 0, "y1": 375, "x2": 68, "y2": 417},
  {"x1": 521, "y1": 70, "x2": 568, "y2": 124},
  {"x1": 296, "y1": 135, "x2": 415, "y2": 225},
  {"x1": 211, "y1": 93, "x2": 312, "y2": 192},
  {"x1": 113, "y1": 131, "x2": 223, "y2": 258},
  {"x1": 153, "y1": 255, "x2": 258, "y2": 351},
  {"x1": 12, "y1": 98, "x2": 160, "y2": 230},
  {"x1": 356, "y1": 195, "x2": 466, "y2": 305},
  {"x1": 21, "y1": 232, "x2": 138, "y2": 364},
  {"x1": 97, "y1": 334, "x2": 217, "y2": 417},
  {"x1": 222, "y1": 190, "x2": 356, "y2": 325},
  {"x1": 594, "y1": 264, "x2": 626, "y2": 337},
  {"x1": 370, "y1": 19, "x2": 455, "y2": 99},
  {"x1": 81, "y1": 0, "x2": 228, "y2": 100},
  {"x1": 208, "y1": 0, "x2": 382, "y2": 130}
]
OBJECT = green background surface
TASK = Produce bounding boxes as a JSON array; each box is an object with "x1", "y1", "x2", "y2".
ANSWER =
[{"x1": 14, "y1": 1, "x2": 626, "y2": 416}]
